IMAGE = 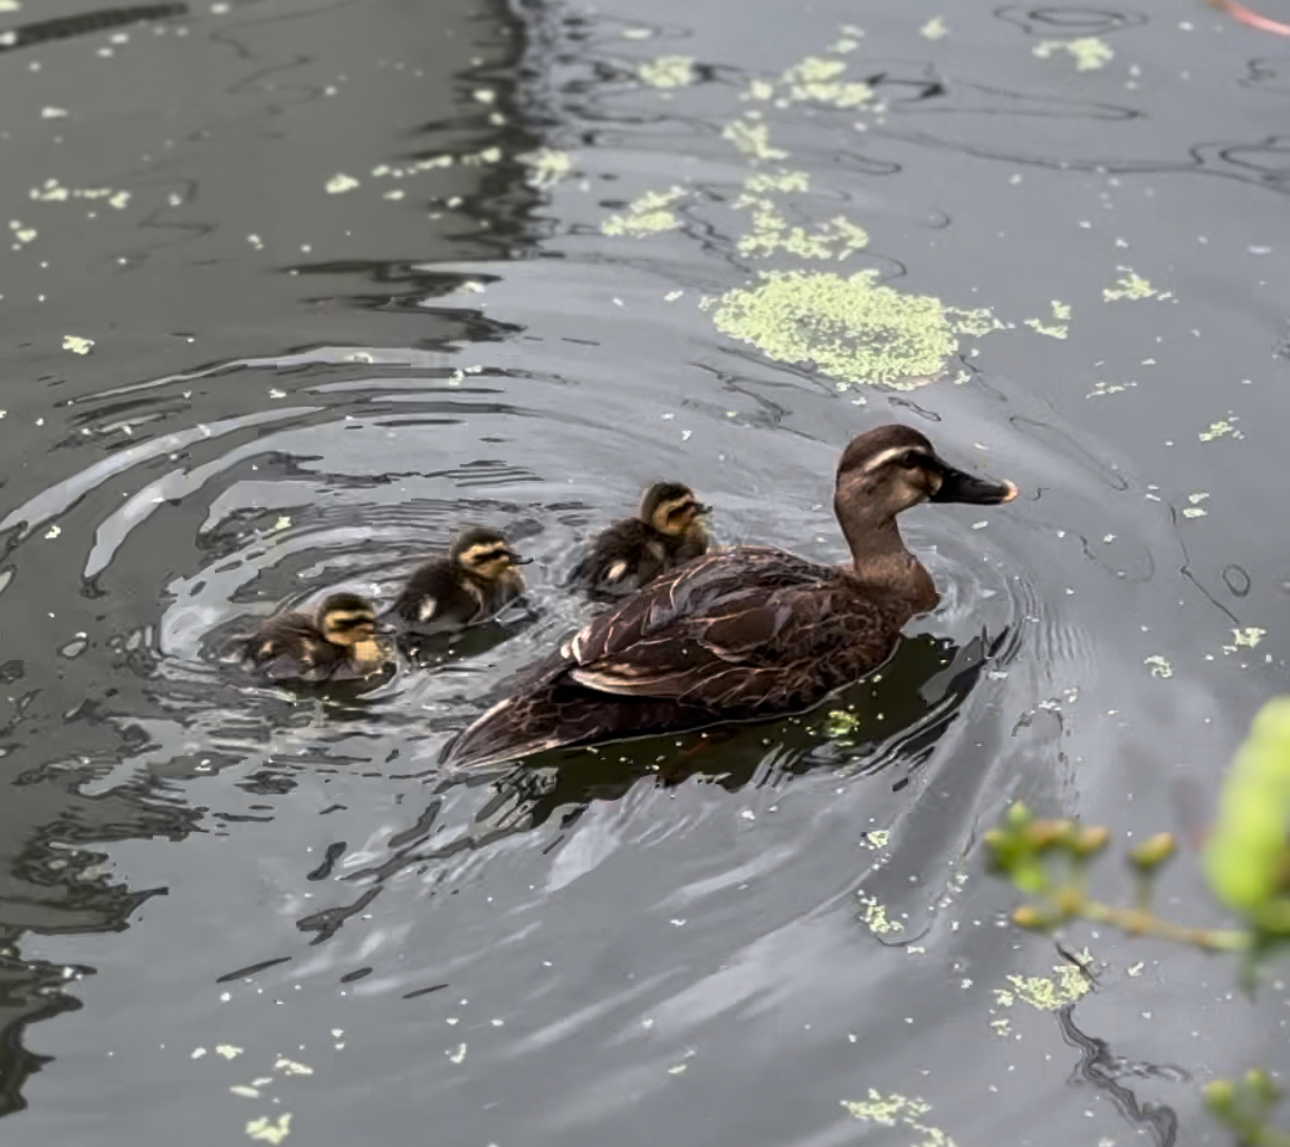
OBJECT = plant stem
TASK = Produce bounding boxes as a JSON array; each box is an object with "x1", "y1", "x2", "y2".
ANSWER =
[{"x1": 1072, "y1": 898, "x2": 1249, "y2": 952}]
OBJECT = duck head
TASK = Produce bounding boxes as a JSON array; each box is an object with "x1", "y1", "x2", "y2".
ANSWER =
[
  {"x1": 318, "y1": 592, "x2": 380, "y2": 646},
  {"x1": 834, "y1": 424, "x2": 1017, "y2": 560},
  {"x1": 640, "y1": 481, "x2": 712, "y2": 539},
  {"x1": 450, "y1": 526, "x2": 532, "y2": 583}
]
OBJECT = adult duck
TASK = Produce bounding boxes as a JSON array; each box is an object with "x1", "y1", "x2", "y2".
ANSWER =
[{"x1": 440, "y1": 424, "x2": 1017, "y2": 770}]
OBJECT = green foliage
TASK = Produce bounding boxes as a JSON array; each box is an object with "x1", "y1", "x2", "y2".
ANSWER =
[
  {"x1": 985, "y1": 696, "x2": 1290, "y2": 1145},
  {"x1": 1203, "y1": 698, "x2": 1290, "y2": 939}
]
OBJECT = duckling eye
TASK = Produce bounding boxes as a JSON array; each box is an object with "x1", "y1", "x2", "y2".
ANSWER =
[{"x1": 897, "y1": 453, "x2": 925, "y2": 471}]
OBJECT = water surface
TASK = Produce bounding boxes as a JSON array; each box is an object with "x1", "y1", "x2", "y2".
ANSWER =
[{"x1": 0, "y1": 0, "x2": 1287, "y2": 1143}]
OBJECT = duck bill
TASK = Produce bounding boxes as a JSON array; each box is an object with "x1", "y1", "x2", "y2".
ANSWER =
[
  {"x1": 930, "y1": 464, "x2": 1018, "y2": 506},
  {"x1": 508, "y1": 553, "x2": 534, "y2": 566}
]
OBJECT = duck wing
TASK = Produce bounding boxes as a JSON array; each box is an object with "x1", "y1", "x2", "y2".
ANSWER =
[{"x1": 564, "y1": 546, "x2": 885, "y2": 712}]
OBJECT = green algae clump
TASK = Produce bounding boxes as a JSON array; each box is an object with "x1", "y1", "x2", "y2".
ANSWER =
[{"x1": 710, "y1": 269, "x2": 998, "y2": 389}]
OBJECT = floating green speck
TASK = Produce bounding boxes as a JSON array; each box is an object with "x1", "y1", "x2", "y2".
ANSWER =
[
  {"x1": 245, "y1": 1114, "x2": 292, "y2": 1144},
  {"x1": 1144, "y1": 654, "x2": 1173, "y2": 679},
  {"x1": 1033, "y1": 36, "x2": 1114, "y2": 71},
  {"x1": 517, "y1": 147, "x2": 572, "y2": 189},
  {"x1": 842, "y1": 1091, "x2": 957, "y2": 1146},
  {"x1": 710, "y1": 269, "x2": 998, "y2": 389},
  {"x1": 777, "y1": 56, "x2": 873, "y2": 107},
  {"x1": 858, "y1": 893, "x2": 904, "y2": 935},
  {"x1": 1199, "y1": 417, "x2": 1240, "y2": 442},
  {"x1": 722, "y1": 116, "x2": 788, "y2": 160},
  {"x1": 602, "y1": 187, "x2": 687, "y2": 237},
  {"x1": 1024, "y1": 300, "x2": 1070, "y2": 339},
  {"x1": 743, "y1": 169, "x2": 810, "y2": 194},
  {"x1": 1103, "y1": 266, "x2": 1157, "y2": 301},
  {"x1": 735, "y1": 202, "x2": 869, "y2": 261},
  {"x1": 638, "y1": 55, "x2": 697, "y2": 88},
  {"x1": 999, "y1": 956, "x2": 1092, "y2": 1010},
  {"x1": 920, "y1": 16, "x2": 948, "y2": 40}
]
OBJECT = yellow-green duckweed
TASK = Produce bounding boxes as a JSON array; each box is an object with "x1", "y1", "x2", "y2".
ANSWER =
[
  {"x1": 602, "y1": 187, "x2": 687, "y2": 237},
  {"x1": 709, "y1": 269, "x2": 998, "y2": 389},
  {"x1": 638, "y1": 55, "x2": 697, "y2": 88}
]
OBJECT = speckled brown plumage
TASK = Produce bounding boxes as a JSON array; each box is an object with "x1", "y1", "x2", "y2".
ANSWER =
[{"x1": 440, "y1": 424, "x2": 1017, "y2": 771}]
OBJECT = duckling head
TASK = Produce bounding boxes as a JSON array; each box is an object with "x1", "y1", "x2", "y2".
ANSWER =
[
  {"x1": 450, "y1": 526, "x2": 532, "y2": 583},
  {"x1": 317, "y1": 592, "x2": 379, "y2": 646},
  {"x1": 834, "y1": 424, "x2": 1017, "y2": 554},
  {"x1": 640, "y1": 481, "x2": 712, "y2": 539}
]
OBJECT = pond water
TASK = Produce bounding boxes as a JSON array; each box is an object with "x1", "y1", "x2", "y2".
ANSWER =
[{"x1": 0, "y1": 0, "x2": 1287, "y2": 1143}]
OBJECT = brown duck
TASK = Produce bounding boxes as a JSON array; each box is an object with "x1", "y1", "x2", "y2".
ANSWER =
[
  {"x1": 439, "y1": 424, "x2": 1018, "y2": 771},
  {"x1": 385, "y1": 526, "x2": 530, "y2": 636},
  {"x1": 569, "y1": 481, "x2": 710, "y2": 597},
  {"x1": 243, "y1": 591, "x2": 390, "y2": 683}
]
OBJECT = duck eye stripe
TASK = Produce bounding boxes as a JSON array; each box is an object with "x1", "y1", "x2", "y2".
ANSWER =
[{"x1": 860, "y1": 446, "x2": 931, "y2": 472}]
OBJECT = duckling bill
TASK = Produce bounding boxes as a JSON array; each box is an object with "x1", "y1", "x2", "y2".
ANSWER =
[
  {"x1": 570, "y1": 480, "x2": 711, "y2": 597},
  {"x1": 386, "y1": 526, "x2": 530, "y2": 635},
  {"x1": 243, "y1": 591, "x2": 391, "y2": 683},
  {"x1": 440, "y1": 425, "x2": 1017, "y2": 772}
]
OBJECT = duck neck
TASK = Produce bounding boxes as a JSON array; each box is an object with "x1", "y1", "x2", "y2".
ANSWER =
[{"x1": 839, "y1": 510, "x2": 939, "y2": 614}]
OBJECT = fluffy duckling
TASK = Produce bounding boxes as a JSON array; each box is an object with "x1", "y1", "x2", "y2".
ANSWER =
[
  {"x1": 570, "y1": 481, "x2": 711, "y2": 597},
  {"x1": 386, "y1": 526, "x2": 530, "y2": 635},
  {"x1": 243, "y1": 592, "x2": 390, "y2": 683},
  {"x1": 440, "y1": 424, "x2": 1018, "y2": 771}
]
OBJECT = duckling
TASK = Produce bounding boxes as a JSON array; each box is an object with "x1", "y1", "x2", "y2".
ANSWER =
[
  {"x1": 569, "y1": 481, "x2": 711, "y2": 597},
  {"x1": 440, "y1": 424, "x2": 1017, "y2": 771},
  {"x1": 385, "y1": 526, "x2": 531, "y2": 635},
  {"x1": 243, "y1": 592, "x2": 390, "y2": 683}
]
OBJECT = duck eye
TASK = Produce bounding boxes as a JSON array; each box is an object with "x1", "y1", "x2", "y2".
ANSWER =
[{"x1": 898, "y1": 453, "x2": 925, "y2": 470}]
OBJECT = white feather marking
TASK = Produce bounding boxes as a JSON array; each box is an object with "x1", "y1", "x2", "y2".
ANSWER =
[
  {"x1": 860, "y1": 445, "x2": 929, "y2": 473},
  {"x1": 606, "y1": 560, "x2": 628, "y2": 582},
  {"x1": 417, "y1": 597, "x2": 438, "y2": 622}
]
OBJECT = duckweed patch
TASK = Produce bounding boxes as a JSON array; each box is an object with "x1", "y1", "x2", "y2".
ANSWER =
[
  {"x1": 1223, "y1": 627, "x2": 1266, "y2": 654},
  {"x1": 245, "y1": 1114, "x2": 292, "y2": 1144},
  {"x1": 1144, "y1": 654, "x2": 1174, "y2": 679},
  {"x1": 1103, "y1": 266, "x2": 1162, "y2": 301},
  {"x1": 1024, "y1": 300, "x2": 1071, "y2": 339},
  {"x1": 776, "y1": 56, "x2": 873, "y2": 107},
  {"x1": 517, "y1": 147, "x2": 572, "y2": 189},
  {"x1": 841, "y1": 1091, "x2": 957, "y2": 1146},
  {"x1": 996, "y1": 955, "x2": 1093, "y2": 1011},
  {"x1": 1033, "y1": 36, "x2": 1114, "y2": 71},
  {"x1": 734, "y1": 200, "x2": 869, "y2": 260},
  {"x1": 858, "y1": 893, "x2": 903, "y2": 935},
  {"x1": 602, "y1": 187, "x2": 687, "y2": 237},
  {"x1": 638, "y1": 55, "x2": 697, "y2": 88},
  {"x1": 1199, "y1": 417, "x2": 1242, "y2": 442},
  {"x1": 920, "y1": 16, "x2": 948, "y2": 40},
  {"x1": 708, "y1": 270, "x2": 999, "y2": 389},
  {"x1": 722, "y1": 115, "x2": 788, "y2": 160},
  {"x1": 1183, "y1": 492, "x2": 1209, "y2": 518}
]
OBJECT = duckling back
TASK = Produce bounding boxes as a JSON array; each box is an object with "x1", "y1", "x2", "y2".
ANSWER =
[
  {"x1": 570, "y1": 518, "x2": 707, "y2": 598},
  {"x1": 386, "y1": 558, "x2": 521, "y2": 634},
  {"x1": 243, "y1": 612, "x2": 349, "y2": 682}
]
